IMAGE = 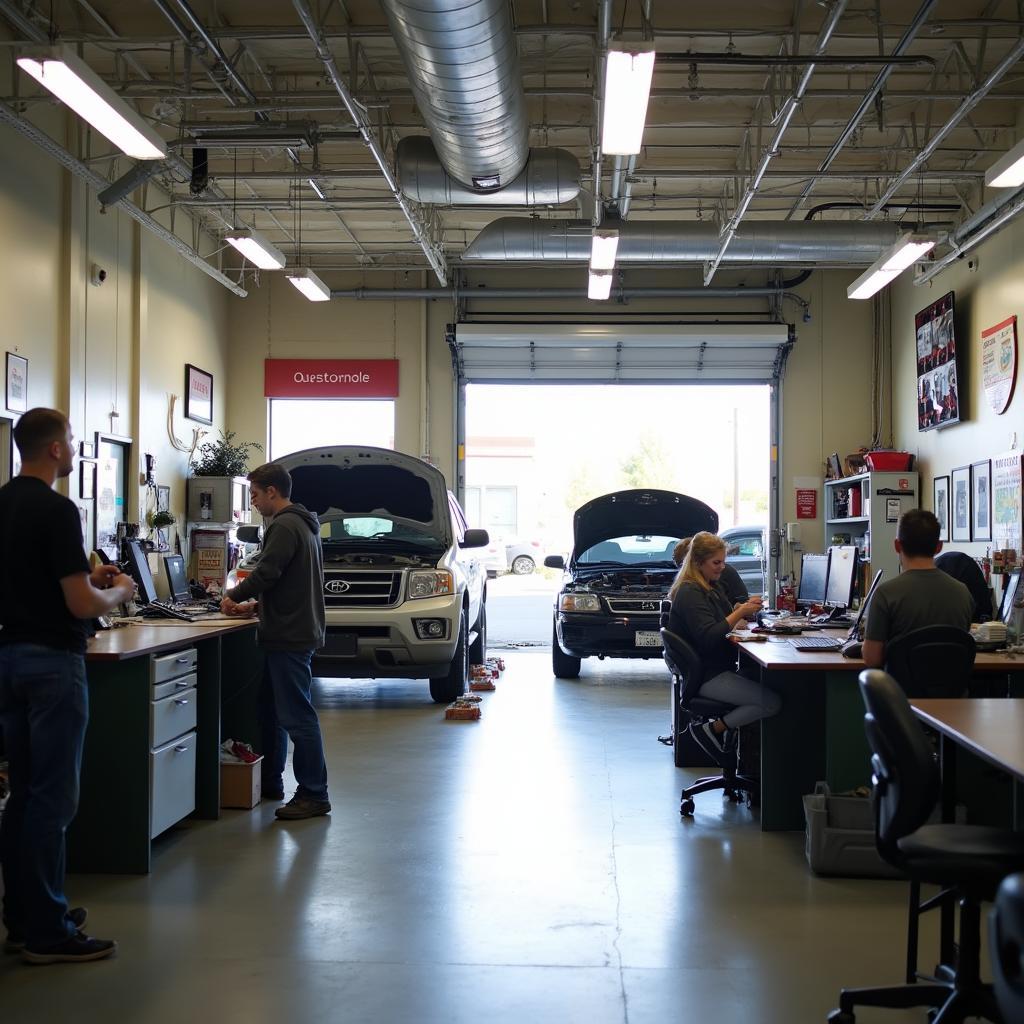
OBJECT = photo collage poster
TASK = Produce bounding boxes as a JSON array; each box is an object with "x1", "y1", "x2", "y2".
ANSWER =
[{"x1": 916, "y1": 290, "x2": 960, "y2": 431}]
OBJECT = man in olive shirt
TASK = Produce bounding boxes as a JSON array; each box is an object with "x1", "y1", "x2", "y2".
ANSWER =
[{"x1": 863, "y1": 509, "x2": 974, "y2": 669}]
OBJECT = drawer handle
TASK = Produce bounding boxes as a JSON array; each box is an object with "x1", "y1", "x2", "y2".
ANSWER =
[
  {"x1": 173, "y1": 745, "x2": 189, "y2": 753},
  {"x1": 174, "y1": 681, "x2": 189, "y2": 688},
  {"x1": 175, "y1": 656, "x2": 190, "y2": 663},
  {"x1": 173, "y1": 698, "x2": 190, "y2": 706}
]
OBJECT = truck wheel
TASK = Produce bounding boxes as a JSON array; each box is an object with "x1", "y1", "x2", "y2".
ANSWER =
[
  {"x1": 551, "y1": 622, "x2": 581, "y2": 678},
  {"x1": 430, "y1": 611, "x2": 468, "y2": 703},
  {"x1": 468, "y1": 603, "x2": 487, "y2": 665}
]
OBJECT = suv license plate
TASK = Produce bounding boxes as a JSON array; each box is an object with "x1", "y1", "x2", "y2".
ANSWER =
[
  {"x1": 324, "y1": 633, "x2": 357, "y2": 656},
  {"x1": 634, "y1": 631, "x2": 662, "y2": 647}
]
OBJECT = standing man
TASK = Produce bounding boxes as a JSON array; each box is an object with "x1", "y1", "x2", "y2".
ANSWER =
[
  {"x1": 862, "y1": 508, "x2": 974, "y2": 669},
  {"x1": 221, "y1": 463, "x2": 329, "y2": 820},
  {"x1": 0, "y1": 408, "x2": 136, "y2": 964}
]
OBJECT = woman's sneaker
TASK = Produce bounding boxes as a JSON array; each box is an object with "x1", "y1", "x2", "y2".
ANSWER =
[
  {"x1": 23, "y1": 932, "x2": 116, "y2": 964},
  {"x1": 698, "y1": 721, "x2": 730, "y2": 756}
]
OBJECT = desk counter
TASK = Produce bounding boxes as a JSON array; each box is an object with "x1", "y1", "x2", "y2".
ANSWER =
[
  {"x1": 912, "y1": 698, "x2": 1024, "y2": 783},
  {"x1": 86, "y1": 618, "x2": 256, "y2": 661}
]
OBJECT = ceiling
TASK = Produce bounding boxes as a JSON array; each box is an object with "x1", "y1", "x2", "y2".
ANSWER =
[{"x1": 2, "y1": 0, "x2": 1023, "y2": 289}]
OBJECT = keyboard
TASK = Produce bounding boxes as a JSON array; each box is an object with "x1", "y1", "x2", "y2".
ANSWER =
[{"x1": 789, "y1": 635, "x2": 844, "y2": 650}]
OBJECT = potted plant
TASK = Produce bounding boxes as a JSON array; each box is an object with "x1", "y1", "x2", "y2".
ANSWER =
[
  {"x1": 190, "y1": 431, "x2": 263, "y2": 477},
  {"x1": 147, "y1": 509, "x2": 177, "y2": 531},
  {"x1": 188, "y1": 431, "x2": 263, "y2": 523}
]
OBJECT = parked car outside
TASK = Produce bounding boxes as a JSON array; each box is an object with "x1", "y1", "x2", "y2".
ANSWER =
[
  {"x1": 719, "y1": 524, "x2": 767, "y2": 596},
  {"x1": 504, "y1": 537, "x2": 542, "y2": 575},
  {"x1": 545, "y1": 489, "x2": 718, "y2": 679},
  {"x1": 479, "y1": 536, "x2": 507, "y2": 578},
  {"x1": 233, "y1": 446, "x2": 489, "y2": 703}
]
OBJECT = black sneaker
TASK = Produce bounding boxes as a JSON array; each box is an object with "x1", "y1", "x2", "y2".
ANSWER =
[
  {"x1": 698, "y1": 720, "x2": 729, "y2": 756},
  {"x1": 4, "y1": 907, "x2": 88, "y2": 954},
  {"x1": 274, "y1": 795, "x2": 331, "y2": 820},
  {"x1": 23, "y1": 931, "x2": 116, "y2": 964}
]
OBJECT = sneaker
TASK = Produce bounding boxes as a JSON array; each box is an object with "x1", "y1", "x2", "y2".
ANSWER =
[
  {"x1": 4, "y1": 907, "x2": 88, "y2": 954},
  {"x1": 698, "y1": 720, "x2": 729, "y2": 756},
  {"x1": 274, "y1": 795, "x2": 331, "y2": 820},
  {"x1": 23, "y1": 931, "x2": 116, "y2": 965}
]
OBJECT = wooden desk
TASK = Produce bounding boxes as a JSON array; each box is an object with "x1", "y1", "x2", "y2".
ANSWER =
[
  {"x1": 70, "y1": 620, "x2": 261, "y2": 874},
  {"x1": 738, "y1": 638, "x2": 1024, "y2": 831}
]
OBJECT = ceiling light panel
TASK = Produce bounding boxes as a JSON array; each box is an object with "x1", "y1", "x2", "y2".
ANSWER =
[
  {"x1": 224, "y1": 228, "x2": 286, "y2": 270},
  {"x1": 601, "y1": 48, "x2": 655, "y2": 156},
  {"x1": 286, "y1": 267, "x2": 331, "y2": 301}
]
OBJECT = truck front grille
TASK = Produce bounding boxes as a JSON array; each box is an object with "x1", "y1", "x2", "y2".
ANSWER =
[{"x1": 323, "y1": 571, "x2": 401, "y2": 607}]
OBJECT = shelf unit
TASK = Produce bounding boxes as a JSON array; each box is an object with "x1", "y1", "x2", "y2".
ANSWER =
[{"x1": 824, "y1": 470, "x2": 920, "y2": 600}]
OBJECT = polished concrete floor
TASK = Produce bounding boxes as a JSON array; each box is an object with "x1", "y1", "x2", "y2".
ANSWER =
[{"x1": 2, "y1": 652, "x2": 936, "y2": 1022}]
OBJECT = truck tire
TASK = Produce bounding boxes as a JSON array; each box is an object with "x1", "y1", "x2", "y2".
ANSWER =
[
  {"x1": 430, "y1": 610, "x2": 468, "y2": 703},
  {"x1": 468, "y1": 603, "x2": 487, "y2": 665},
  {"x1": 551, "y1": 622, "x2": 581, "y2": 678}
]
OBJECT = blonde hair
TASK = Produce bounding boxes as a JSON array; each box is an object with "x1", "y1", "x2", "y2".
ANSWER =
[
  {"x1": 672, "y1": 537, "x2": 692, "y2": 567},
  {"x1": 668, "y1": 531, "x2": 726, "y2": 599}
]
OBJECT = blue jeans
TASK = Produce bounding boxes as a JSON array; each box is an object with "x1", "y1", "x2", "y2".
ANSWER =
[
  {"x1": 0, "y1": 643, "x2": 88, "y2": 948},
  {"x1": 261, "y1": 650, "x2": 328, "y2": 802}
]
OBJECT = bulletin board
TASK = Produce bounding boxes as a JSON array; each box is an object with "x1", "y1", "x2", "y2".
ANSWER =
[{"x1": 992, "y1": 450, "x2": 1023, "y2": 556}]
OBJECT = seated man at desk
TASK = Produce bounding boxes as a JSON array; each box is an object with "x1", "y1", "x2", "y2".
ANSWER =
[{"x1": 862, "y1": 509, "x2": 973, "y2": 669}]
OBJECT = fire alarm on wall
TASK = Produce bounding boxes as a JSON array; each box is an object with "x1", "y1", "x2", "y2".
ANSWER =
[{"x1": 89, "y1": 264, "x2": 108, "y2": 286}]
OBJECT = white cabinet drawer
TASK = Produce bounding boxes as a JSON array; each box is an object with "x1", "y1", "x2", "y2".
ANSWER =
[
  {"x1": 150, "y1": 733, "x2": 196, "y2": 839},
  {"x1": 150, "y1": 687, "x2": 197, "y2": 748},
  {"x1": 152, "y1": 648, "x2": 198, "y2": 685},
  {"x1": 153, "y1": 672, "x2": 197, "y2": 701}
]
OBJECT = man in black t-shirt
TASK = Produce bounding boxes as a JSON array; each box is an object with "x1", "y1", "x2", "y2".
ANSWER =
[{"x1": 0, "y1": 408, "x2": 135, "y2": 965}]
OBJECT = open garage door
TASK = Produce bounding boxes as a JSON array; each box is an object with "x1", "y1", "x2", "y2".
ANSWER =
[{"x1": 451, "y1": 323, "x2": 793, "y2": 384}]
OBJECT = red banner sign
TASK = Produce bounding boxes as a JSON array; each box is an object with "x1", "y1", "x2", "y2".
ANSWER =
[
  {"x1": 264, "y1": 359, "x2": 399, "y2": 398},
  {"x1": 796, "y1": 488, "x2": 817, "y2": 519}
]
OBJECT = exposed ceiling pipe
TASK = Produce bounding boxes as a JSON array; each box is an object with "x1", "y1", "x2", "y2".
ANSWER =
[
  {"x1": 380, "y1": 0, "x2": 528, "y2": 191},
  {"x1": 704, "y1": 0, "x2": 848, "y2": 285},
  {"x1": 785, "y1": 0, "x2": 937, "y2": 219},
  {"x1": 658, "y1": 51, "x2": 935, "y2": 68},
  {"x1": 462, "y1": 218, "x2": 903, "y2": 264},
  {"x1": 592, "y1": 0, "x2": 613, "y2": 227},
  {"x1": 291, "y1": 0, "x2": 447, "y2": 285},
  {"x1": 867, "y1": 35, "x2": 1024, "y2": 217},
  {"x1": 0, "y1": 98, "x2": 245, "y2": 297}
]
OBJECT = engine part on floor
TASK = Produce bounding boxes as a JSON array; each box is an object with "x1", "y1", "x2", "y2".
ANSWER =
[{"x1": 445, "y1": 697, "x2": 482, "y2": 721}]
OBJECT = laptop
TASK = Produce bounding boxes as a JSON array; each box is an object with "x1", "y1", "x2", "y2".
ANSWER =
[
  {"x1": 790, "y1": 569, "x2": 884, "y2": 652},
  {"x1": 159, "y1": 555, "x2": 218, "y2": 614}
]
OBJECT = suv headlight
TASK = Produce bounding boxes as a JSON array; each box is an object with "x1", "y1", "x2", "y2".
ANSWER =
[
  {"x1": 408, "y1": 570, "x2": 454, "y2": 600},
  {"x1": 559, "y1": 593, "x2": 601, "y2": 613}
]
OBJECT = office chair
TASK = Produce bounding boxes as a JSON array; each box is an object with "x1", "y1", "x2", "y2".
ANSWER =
[
  {"x1": 660, "y1": 625, "x2": 758, "y2": 816},
  {"x1": 991, "y1": 873, "x2": 1024, "y2": 1023},
  {"x1": 935, "y1": 551, "x2": 993, "y2": 622},
  {"x1": 828, "y1": 669, "x2": 1024, "y2": 1024},
  {"x1": 884, "y1": 625, "x2": 976, "y2": 699}
]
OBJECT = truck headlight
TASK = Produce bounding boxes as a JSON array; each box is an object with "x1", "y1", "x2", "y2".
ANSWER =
[
  {"x1": 408, "y1": 570, "x2": 454, "y2": 600},
  {"x1": 559, "y1": 593, "x2": 601, "y2": 613}
]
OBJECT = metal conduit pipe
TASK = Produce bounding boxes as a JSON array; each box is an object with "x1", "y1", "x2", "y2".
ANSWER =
[
  {"x1": 381, "y1": 0, "x2": 528, "y2": 191},
  {"x1": 0, "y1": 98, "x2": 246, "y2": 297},
  {"x1": 592, "y1": 0, "x2": 613, "y2": 227},
  {"x1": 292, "y1": 0, "x2": 447, "y2": 284}
]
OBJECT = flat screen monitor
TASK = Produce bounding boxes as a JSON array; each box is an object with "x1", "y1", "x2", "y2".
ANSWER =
[
  {"x1": 163, "y1": 554, "x2": 190, "y2": 602},
  {"x1": 824, "y1": 545, "x2": 858, "y2": 610},
  {"x1": 999, "y1": 569, "x2": 1021, "y2": 627},
  {"x1": 797, "y1": 553, "x2": 829, "y2": 607},
  {"x1": 124, "y1": 539, "x2": 158, "y2": 605}
]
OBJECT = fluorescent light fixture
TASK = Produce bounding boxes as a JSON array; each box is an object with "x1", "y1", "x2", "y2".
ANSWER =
[
  {"x1": 847, "y1": 233, "x2": 937, "y2": 300},
  {"x1": 588, "y1": 270, "x2": 614, "y2": 300},
  {"x1": 224, "y1": 228, "x2": 286, "y2": 270},
  {"x1": 985, "y1": 136, "x2": 1024, "y2": 188},
  {"x1": 17, "y1": 46, "x2": 166, "y2": 160},
  {"x1": 308, "y1": 178, "x2": 328, "y2": 201},
  {"x1": 286, "y1": 267, "x2": 331, "y2": 302},
  {"x1": 601, "y1": 46, "x2": 655, "y2": 155},
  {"x1": 590, "y1": 229, "x2": 620, "y2": 271}
]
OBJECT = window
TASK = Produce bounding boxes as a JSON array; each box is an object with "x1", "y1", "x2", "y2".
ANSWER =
[
  {"x1": 269, "y1": 400, "x2": 395, "y2": 460},
  {"x1": 727, "y1": 535, "x2": 763, "y2": 558}
]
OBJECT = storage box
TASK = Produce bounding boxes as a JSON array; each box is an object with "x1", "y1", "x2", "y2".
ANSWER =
[
  {"x1": 220, "y1": 756, "x2": 262, "y2": 809},
  {"x1": 803, "y1": 782, "x2": 902, "y2": 878},
  {"x1": 864, "y1": 450, "x2": 914, "y2": 471}
]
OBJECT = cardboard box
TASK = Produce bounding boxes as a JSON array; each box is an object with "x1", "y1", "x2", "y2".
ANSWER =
[{"x1": 220, "y1": 756, "x2": 263, "y2": 809}]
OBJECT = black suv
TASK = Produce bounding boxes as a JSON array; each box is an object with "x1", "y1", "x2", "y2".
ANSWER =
[{"x1": 544, "y1": 489, "x2": 718, "y2": 678}]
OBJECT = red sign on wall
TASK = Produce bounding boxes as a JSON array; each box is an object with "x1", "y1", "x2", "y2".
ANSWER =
[
  {"x1": 264, "y1": 359, "x2": 399, "y2": 399},
  {"x1": 796, "y1": 488, "x2": 817, "y2": 519}
]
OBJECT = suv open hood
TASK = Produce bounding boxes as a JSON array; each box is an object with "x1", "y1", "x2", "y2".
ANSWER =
[
  {"x1": 276, "y1": 446, "x2": 450, "y2": 535},
  {"x1": 571, "y1": 489, "x2": 718, "y2": 560}
]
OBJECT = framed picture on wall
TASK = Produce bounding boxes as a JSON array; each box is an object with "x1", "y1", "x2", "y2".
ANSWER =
[
  {"x1": 934, "y1": 475, "x2": 950, "y2": 542},
  {"x1": 79, "y1": 459, "x2": 96, "y2": 500},
  {"x1": 971, "y1": 459, "x2": 993, "y2": 542},
  {"x1": 951, "y1": 465, "x2": 971, "y2": 542},
  {"x1": 156, "y1": 484, "x2": 170, "y2": 513},
  {"x1": 185, "y1": 363, "x2": 213, "y2": 424},
  {"x1": 5, "y1": 352, "x2": 27, "y2": 413}
]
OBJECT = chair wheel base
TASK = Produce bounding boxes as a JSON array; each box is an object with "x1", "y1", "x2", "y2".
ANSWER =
[{"x1": 680, "y1": 798, "x2": 695, "y2": 817}]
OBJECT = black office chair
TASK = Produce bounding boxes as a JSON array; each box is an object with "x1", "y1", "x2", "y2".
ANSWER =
[
  {"x1": 660, "y1": 626, "x2": 757, "y2": 816},
  {"x1": 991, "y1": 873, "x2": 1024, "y2": 1023},
  {"x1": 828, "y1": 669, "x2": 1024, "y2": 1024},
  {"x1": 884, "y1": 625, "x2": 976, "y2": 699}
]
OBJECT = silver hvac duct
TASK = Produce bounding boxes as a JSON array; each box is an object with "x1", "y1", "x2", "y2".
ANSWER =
[
  {"x1": 463, "y1": 218, "x2": 905, "y2": 263},
  {"x1": 381, "y1": 0, "x2": 528, "y2": 191},
  {"x1": 396, "y1": 136, "x2": 579, "y2": 205}
]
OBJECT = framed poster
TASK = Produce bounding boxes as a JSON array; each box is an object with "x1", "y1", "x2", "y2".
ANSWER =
[
  {"x1": 79, "y1": 459, "x2": 96, "y2": 500},
  {"x1": 5, "y1": 352, "x2": 27, "y2": 413},
  {"x1": 933, "y1": 475, "x2": 950, "y2": 542},
  {"x1": 156, "y1": 484, "x2": 170, "y2": 513},
  {"x1": 993, "y1": 450, "x2": 1024, "y2": 558},
  {"x1": 981, "y1": 315, "x2": 1018, "y2": 414},
  {"x1": 185, "y1": 363, "x2": 213, "y2": 424},
  {"x1": 971, "y1": 460, "x2": 993, "y2": 542},
  {"x1": 951, "y1": 465, "x2": 971, "y2": 542},
  {"x1": 915, "y1": 291, "x2": 960, "y2": 431}
]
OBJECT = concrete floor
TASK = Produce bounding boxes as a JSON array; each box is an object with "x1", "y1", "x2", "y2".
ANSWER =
[{"x1": 1, "y1": 652, "x2": 931, "y2": 1023}]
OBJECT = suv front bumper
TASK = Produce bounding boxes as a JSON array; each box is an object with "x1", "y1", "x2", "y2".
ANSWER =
[{"x1": 555, "y1": 612, "x2": 664, "y2": 660}]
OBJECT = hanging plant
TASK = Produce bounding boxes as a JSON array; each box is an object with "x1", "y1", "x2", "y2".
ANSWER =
[
  {"x1": 190, "y1": 430, "x2": 263, "y2": 477},
  {"x1": 147, "y1": 509, "x2": 177, "y2": 530}
]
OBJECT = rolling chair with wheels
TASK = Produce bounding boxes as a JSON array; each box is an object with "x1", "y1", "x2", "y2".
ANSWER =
[
  {"x1": 991, "y1": 872, "x2": 1024, "y2": 1022},
  {"x1": 660, "y1": 626, "x2": 757, "y2": 817},
  {"x1": 828, "y1": 669, "x2": 1024, "y2": 1024},
  {"x1": 884, "y1": 625, "x2": 976, "y2": 699}
]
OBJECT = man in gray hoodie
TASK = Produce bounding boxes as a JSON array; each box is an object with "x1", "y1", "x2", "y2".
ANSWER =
[{"x1": 222, "y1": 463, "x2": 329, "y2": 820}]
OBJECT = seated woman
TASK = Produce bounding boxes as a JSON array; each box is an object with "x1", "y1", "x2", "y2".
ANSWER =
[{"x1": 667, "y1": 531, "x2": 782, "y2": 755}]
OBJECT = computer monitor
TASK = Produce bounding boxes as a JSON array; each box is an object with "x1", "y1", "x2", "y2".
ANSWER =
[
  {"x1": 163, "y1": 554, "x2": 190, "y2": 603},
  {"x1": 999, "y1": 568, "x2": 1021, "y2": 627},
  {"x1": 824, "y1": 545, "x2": 858, "y2": 610},
  {"x1": 123, "y1": 539, "x2": 158, "y2": 605},
  {"x1": 797, "y1": 553, "x2": 829, "y2": 607},
  {"x1": 849, "y1": 569, "x2": 884, "y2": 636}
]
